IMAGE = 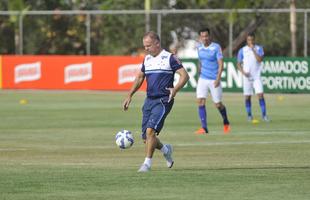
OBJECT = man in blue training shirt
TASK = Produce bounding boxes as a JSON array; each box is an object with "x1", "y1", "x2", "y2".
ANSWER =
[
  {"x1": 237, "y1": 32, "x2": 269, "y2": 122},
  {"x1": 195, "y1": 28, "x2": 230, "y2": 134},
  {"x1": 123, "y1": 31, "x2": 189, "y2": 172}
]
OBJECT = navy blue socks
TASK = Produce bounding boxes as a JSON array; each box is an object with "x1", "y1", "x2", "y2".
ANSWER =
[{"x1": 198, "y1": 105, "x2": 207, "y2": 129}]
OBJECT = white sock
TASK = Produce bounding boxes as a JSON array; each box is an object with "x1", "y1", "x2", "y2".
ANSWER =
[
  {"x1": 144, "y1": 157, "x2": 152, "y2": 167},
  {"x1": 160, "y1": 144, "x2": 168, "y2": 154}
]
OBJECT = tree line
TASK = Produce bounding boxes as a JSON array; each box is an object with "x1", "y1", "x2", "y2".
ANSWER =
[{"x1": 0, "y1": 0, "x2": 309, "y2": 57}]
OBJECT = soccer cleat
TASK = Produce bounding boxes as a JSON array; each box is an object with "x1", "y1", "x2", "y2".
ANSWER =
[
  {"x1": 223, "y1": 124, "x2": 231, "y2": 134},
  {"x1": 137, "y1": 164, "x2": 151, "y2": 172},
  {"x1": 247, "y1": 116, "x2": 253, "y2": 122},
  {"x1": 195, "y1": 127, "x2": 209, "y2": 134},
  {"x1": 163, "y1": 144, "x2": 174, "y2": 168},
  {"x1": 262, "y1": 116, "x2": 270, "y2": 122}
]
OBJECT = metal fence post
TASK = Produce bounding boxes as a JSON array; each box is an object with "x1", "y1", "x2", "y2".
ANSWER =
[
  {"x1": 157, "y1": 13, "x2": 161, "y2": 39},
  {"x1": 229, "y1": 11, "x2": 233, "y2": 57},
  {"x1": 145, "y1": 0, "x2": 150, "y2": 32},
  {"x1": 19, "y1": 12, "x2": 23, "y2": 55},
  {"x1": 86, "y1": 13, "x2": 91, "y2": 55},
  {"x1": 304, "y1": 11, "x2": 308, "y2": 57}
]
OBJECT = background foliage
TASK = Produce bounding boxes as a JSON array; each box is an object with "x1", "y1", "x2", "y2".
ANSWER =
[{"x1": 0, "y1": 0, "x2": 310, "y2": 56}]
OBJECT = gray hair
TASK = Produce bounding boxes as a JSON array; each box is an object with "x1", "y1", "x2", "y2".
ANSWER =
[{"x1": 143, "y1": 31, "x2": 160, "y2": 42}]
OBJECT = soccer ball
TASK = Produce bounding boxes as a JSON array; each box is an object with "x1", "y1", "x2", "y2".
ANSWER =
[{"x1": 115, "y1": 130, "x2": 134, "y2": 149}]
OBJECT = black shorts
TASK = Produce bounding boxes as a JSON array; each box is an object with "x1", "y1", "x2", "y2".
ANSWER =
[{"x1": 141, "y1": 96, "x2": 174, "y2": 140}]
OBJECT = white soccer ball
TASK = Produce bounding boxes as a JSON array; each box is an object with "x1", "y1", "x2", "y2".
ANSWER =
[{"x1": 115, "y1": 130, "x2": 134, "y2": 149}]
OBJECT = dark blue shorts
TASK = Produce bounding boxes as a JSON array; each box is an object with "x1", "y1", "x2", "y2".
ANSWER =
[{"x1": 141, "y1": 96, "x2": 174, "y2": 140}]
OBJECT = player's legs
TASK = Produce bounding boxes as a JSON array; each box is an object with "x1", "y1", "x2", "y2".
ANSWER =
[
  {"x1": 257, "y1": 93, "x2": 268, "y2": 121},
  {"x1": 153, "y1": 97, "x2": 174, "y2": 168},
  {"x1": 196, "y1": 98, "x2": 208, "y2": 134},
  {"x1": 139, "y1": 97, "x2": 174, "y2": 172},
  {"x1": 243, "y1": 77, "x2": 254, "y2": 120},
  {"x1": 139, "y1": 128, "x2": 172, "y2": 172},
  {"x1": 139, "y1": 98, "x2": 153, "y2": 172},
  {"x1": 196, "y1": 78, "x2": 209, "y2": 134},
  {"x1": 209, "y1": 81, "x2": 230, "y2": 133},
  {"x1": 253, "y1": 79, "x2": 268, "y2": 121},
  {"x1": 145, "y1": 128, "x2": 162, "y2": 157},
  {"x1": 245, "y1": 95, "x2": 253, "y2": 121},
  {"x1": 214, "y1": 101, "x2": 230, "y2": 133}
]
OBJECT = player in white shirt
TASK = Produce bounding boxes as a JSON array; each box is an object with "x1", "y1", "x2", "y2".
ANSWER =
[{"x1": 237, "y1": 33, "x2": 269, "y2": 122}]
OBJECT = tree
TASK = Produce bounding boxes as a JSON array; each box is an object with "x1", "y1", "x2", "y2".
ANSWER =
[{"x1": 1, "y1": 0, "x2": 310, "y2": 56}]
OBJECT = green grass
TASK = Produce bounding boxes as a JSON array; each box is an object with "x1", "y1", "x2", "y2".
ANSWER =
[{"x1": 0, "y1": 90, "x2": 309, "y2": 200}]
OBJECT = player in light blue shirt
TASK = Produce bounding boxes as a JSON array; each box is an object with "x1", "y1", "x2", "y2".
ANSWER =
[
  {"x1": 123, "y1": 31, "x2": 189, "y2": 172},
  {"x1": 237, "y1": 32, "x2": 269, "y2": 122},
  {"x1": 196, "y1": 28, "x2": 230, "y2": 134},
  {"x1": 198, "y1": 42, "x2": 223, "y2": 80}
]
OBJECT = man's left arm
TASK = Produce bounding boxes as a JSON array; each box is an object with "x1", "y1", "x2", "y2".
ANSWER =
[
  {"x1": 214, "y1": 58, "x2": 223, "y2": 88},
  {"x1": 167, "y1": 67, "x2": 189, "y2": 102},
  {"x1": 252, "y1": 46, "x2": 264, "y2": 62}
]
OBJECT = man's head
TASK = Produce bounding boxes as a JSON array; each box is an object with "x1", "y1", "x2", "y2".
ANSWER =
[
  {"x1": 246, "y1": 32, "x2": 255, "y2": 47},
  {"x1": 199, "y1": 28, "x2": 211, "y2": 46},
  {"x1": 143, "y1": 31, "x2": 161, "y2": 56}
]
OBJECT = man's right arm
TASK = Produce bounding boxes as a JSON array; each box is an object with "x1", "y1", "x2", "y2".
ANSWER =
[
  {"x1": 237, "y1": 61, "x2": 244, "y2": 74},
  {"x1": 198, "y1": 62, "x2": 202, "y2": 76},
  {"x1": 123, "y1": 71, "x2": 145, "y2": 111},
  {"x1": 237, "y1": 49, "x2": 249, "y2": 77},
  {"x1": 237, "y1": 61, "x2": 250, "y2": 77}
]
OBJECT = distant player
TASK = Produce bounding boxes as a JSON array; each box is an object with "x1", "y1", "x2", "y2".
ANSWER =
[
  {"x1": 123, "y1": 31, "x2": 189, "y2": 172},
  {"x1": 195, "y1": 28, "x2": 230, "y2": 134},
  {"x1": 237, "y1": 32, "x2": 269, "y2": 121}
]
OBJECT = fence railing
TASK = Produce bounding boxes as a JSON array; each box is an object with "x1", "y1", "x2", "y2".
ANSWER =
[{"x1": 0, "y1": 9, "x2": 310, "y2": 56}]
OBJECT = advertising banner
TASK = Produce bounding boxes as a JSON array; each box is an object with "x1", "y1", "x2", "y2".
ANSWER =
[
  {"x1": 261, "y1": 57, "x2": 310, "y2": 93},
  {"x1": 180, "y1": 58, "x2": 310, "y2": 93},
  {"x1": 1, "y1": 55, "x2": 145, "y2": 90},
  {"x1": 1, "y1": 56, "x2": 309, "y2": 93}
]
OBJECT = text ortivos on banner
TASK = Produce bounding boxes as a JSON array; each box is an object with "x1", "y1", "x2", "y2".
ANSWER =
[
  {"x1": 261, "y1": 59, "x2": 310, "y2": 92},
  {"x1": 179, "y1": 58, "x2": 310, "y2": 93}
]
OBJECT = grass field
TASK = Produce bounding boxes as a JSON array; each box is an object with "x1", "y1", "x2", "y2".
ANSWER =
[{"x1": 0, "y1": 90, "x2": 309, "y2": 200}]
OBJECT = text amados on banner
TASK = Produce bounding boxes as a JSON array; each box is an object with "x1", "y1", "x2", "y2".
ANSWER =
[{"x1": 180, "y1": 57, "x2": 310, "y2": 93}]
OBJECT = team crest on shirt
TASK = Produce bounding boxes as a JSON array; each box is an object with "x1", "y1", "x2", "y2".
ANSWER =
[
  {"x1": 161, "y1": 56, "x2": 168, "y2": 59},
  {"x1": 209, "y1": 46, "x2": 216, "y2": 51}
]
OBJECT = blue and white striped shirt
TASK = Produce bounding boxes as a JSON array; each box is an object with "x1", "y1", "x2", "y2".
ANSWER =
[{"x1": 141, "y1": 49, "x2": 183, "y2": 98}]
